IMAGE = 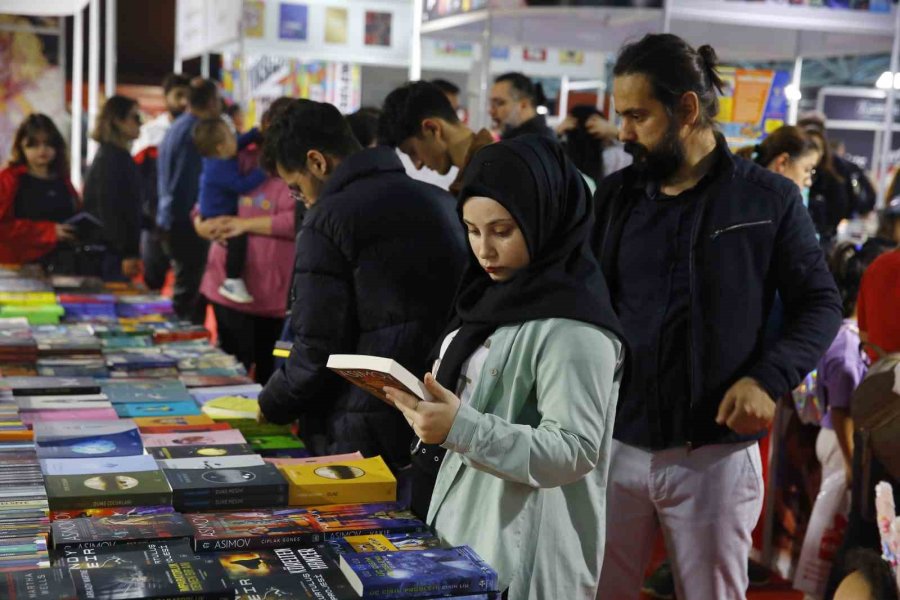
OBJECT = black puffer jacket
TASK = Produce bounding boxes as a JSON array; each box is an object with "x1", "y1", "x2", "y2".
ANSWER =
[{"x1": 259, "y1": 147, "x2": 466, "y2": 469}]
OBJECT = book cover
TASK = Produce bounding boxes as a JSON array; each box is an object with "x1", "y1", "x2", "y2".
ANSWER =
[
  {"x1": 0, "y1": 568, "x2": 75, "y2": 599},
  {"x1": 141, "y1": 430, "x2": 246, "y2": 448},
  {"x1": 53, "y1": 539, "x2": 195, "y2": 569},
  {"x1": 246, "y1": 435, "x2": 303, "y2": 451},
  {"x1": 114, "y1": 402, "x2": 201, "y2": 418},
  {"x1": 326, "y1": 354, "x2": 426, "y2": 403},
  {"x1": 50, "y1": 514, "x2": 193, "y2": 551},
  {"x1": 34, "y1": 421, "x2": 144, "y2": 459},
  {"x1": 138, "y1": 423, "x2": 233, "y2": 434},
  {"x1": 148, "y1": 444, "x2": 255, "y2": 460},
  {"x1": 200, "y1": 397, "x2": 258, "y2": 421},
  {"x1": 325, "y1": 531, "x2": 442, "y2": 555},
  {"x1": 20, "y1": 408, "x2": 118, "y2": 424},
  {"x1": 100, "y1": 380, "x2": 193, "y2": 405},
  {"x1": 339, "y1": 546, "x2": 500, "y2": 599},
  {"x1": 281, "y1": 456, "x2": 396, "y2": 506},
  {"x1": 174, "y1": 494, "x2": 288, "y2": 513},
  {"x1": 264, "y1": 451, "x2": 363, "y2": 466},
  {"x1": 133, "y1": 416, "x2": 214, "y2": 428},
  {"x1": 44, "y1": 470, "x2": 173, "y2": 511},
  {"x1": 15, "y1": 396, "x2": 110, "y2": 410},
  {"x1": 40, "y1": 455, "x2": 159, "y2": 476},
  {"x1": 49, "y1": 505, "x2": 175, "y2": 521},
  {"x1": 307, "y1": 503, "x2": 428, "y2": 540},
  {"x1": 157, "y1": 455, "x2": 266, "y2": 471},
  {"x1": 218, "y1": 546, "x2": 356, "y2": 600},
  {"x1": 69, "y1": 559, "x2": 233, "y2": 599},
  {"x1": 188, "y1": 509, "x2": 321, "y2": 552},
  {"x1": 0, "y1": 377, "x2": 101, "y2": 396},
  {"x1": 179, "y1": 375, "x2": 253, "y2": 388},
  {"x1": 164, "y1": 464, "x2": 287, "y2": 498}
]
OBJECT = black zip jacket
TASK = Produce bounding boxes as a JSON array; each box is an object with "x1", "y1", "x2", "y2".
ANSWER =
[{"x1": 592, "y1": 134, "x2": 842, "y2": 447}]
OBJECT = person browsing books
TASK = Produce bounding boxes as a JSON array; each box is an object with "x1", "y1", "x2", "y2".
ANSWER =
[
  {"x1": 256, "y1": 100, "x2": 466, "y2": 479},
  {"x1": 383, "y1": 135, "x2": 625, "y2": 599}
]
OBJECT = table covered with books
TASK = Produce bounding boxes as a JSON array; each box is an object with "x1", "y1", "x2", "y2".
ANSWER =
[{"x1": 0, "y1": 265, "x2": 501, "y2": 600}]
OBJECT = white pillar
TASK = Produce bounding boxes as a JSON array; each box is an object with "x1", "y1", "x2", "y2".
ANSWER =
[
  {"x1": 475, "y1": 13, "x2": 493, "y2": 131},
  {"x1": 878, "y1": 5, "x2": 900, "y2": 208},
  {"x1": 662, "y1": 0, "x2": 672, "y2": 33},
  {"x1": 201, "y1": 53, "x2": 210, "y2": 78},
  {"x1": 409, "y1": 0, "x2": 423, "y2": 81},
  {"x1": 71, "y1": 8, "x2": 84, "y2": 189},
  {"x1": 104, "y1": 0, "x2": 116, "y2": 99},
  {"x1": 87, "y1": 0, "x2": 101, "y2": 164},
  {"x1": 787, "y1": 55, "x2": 802, "y2": 126},
  {"x1": 174, "y1": 0, "x2": 182, "y2": 74}
]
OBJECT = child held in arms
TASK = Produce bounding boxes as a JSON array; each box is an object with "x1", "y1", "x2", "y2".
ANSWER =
[{"x1": 193, "y1": 118, "x2": 265, "y2": 304}]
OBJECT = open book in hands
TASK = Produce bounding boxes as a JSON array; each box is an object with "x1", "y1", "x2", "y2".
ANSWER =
[{"x1": 326, "y1": 355, "x2": 427, "y2": 405}]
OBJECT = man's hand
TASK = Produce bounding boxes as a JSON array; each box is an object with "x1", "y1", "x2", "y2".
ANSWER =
[
  {"x1": 715, "y1": 377, "x2": 775, "y2": 435},
  {"x1": 384, "y1": 373, "x2": 461, "y2": 445},
  {"x1": 55, "y1": 223, "x2": 76, "y2": 242},
  {"x1": 556, "y1": 115, "x2": 577, "y2": 136}
]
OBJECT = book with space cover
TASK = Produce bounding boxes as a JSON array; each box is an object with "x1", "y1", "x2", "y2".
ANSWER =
[
  {"x1": 33, "y1": 420, "x2": 144, "y2": 459},
  {"x1": 50, "y1": 514, "x2": 193, "y2": 551},
  {"x1": 114, "y1": 402, "x2": 202, "y2": 418},
  {"x1": 147, "y1": 444, "x2": 255, "y2": 460},
  {"x1": 44, "y1": 469, "x2": 173, "y2": 511},
  {"x1": 40, "y1": 454, "x2": 159, "y2": 476},
  {"x1": 188, "y1": 508, "x2": 322, "y2": 552},
  {"x1": 141, "y1": 430, "x2": 246, "y2": 448},
  {"x1": 69, "y1": 559, "x2": 234, "y2": 600},
  {"x1": 326, "y1": 354, "x2": 426, "y2": 403},
  {"x1": 280, "y1": 456, "x2": 396, "y2": 506},
  {"x1": 53, "y1": 539, "x2": 196, "y2": 569},
  {"x1": 339, "y1": 546, "x2": 500, "y2": 599},
  {"x1": 100, "y1": 380, "x2": 194, "y2": 404},
  {"x1": 0, "y1": 568, "x2": 76, "y2": 600},
  {"x1": 307, "y1": 503, "x2": 428, "y2": 540},
  {"x1": 218, "y1": 545, "x2": 356, "y2": 600}
]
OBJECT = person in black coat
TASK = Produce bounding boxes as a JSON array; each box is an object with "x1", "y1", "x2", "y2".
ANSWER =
[
  {"x1": 83, "y1": 95, "x2": 143, "y2": 281},
  {"x1": 489, "y1": 72, "x2": 556, "y2": 141},
  {"x1": 257, "y1": 99, "x2": 467, "y2": 473}
]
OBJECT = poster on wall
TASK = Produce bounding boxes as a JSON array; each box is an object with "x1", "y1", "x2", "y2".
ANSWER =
[
  {"x1": 364, "y1": 11, "x2": 392, "y2": 46},
  {"x1": 523, "y1": 47, "x2": 547, "y2": 62},
  {"x1": 325, "y1": 7, "x2": 349, "y2": 44},
  {"x1": 0, "y1": 16, "x2": 65, "y2": 167},
  {"x1": 423, "y1": 0, "x2": 489, "y2": 22},
  {"x1": 279, "y1": 3, "x2": 308, "y2": 41},
  {"x1": 491, "y1": 46, "x2": 510, "y2": 60},
  {"x1": 716, "y1": 67, "x2": 790, "y2": 149},
  {"x1": 434, "y1": 41, "x2": 474, "y2": 57},
  {"x1": 243, "y1": 1, "x2": 265, "y2": 38},
  {"x1": 559, "y1": 50, "x2": 584, "y2": 65}
]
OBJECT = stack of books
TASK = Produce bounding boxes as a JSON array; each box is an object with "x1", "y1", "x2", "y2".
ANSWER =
[
  {"x1": 151, "y1": 323, "x2": 211, "y2": 345},
  {"x1": 90, "y1": 323, "x2": 155, "y2": 350},
  {"x1": 0, "y1": 318, "x2": 37, "y2": 375},
  {"x1": 33, "y1": 324, "x2": 108, "y2": 378},
  {"x1": 57, "y1": 293, "x2": 118, "y2": 323},
  {"x1": 278, "y1": 455, "x2": 397, "y2": 507},
  {"x1": 16, "y1": 392, "x2": 117, "y2": 425},
  {"x1": 105, "y1": 348, "x2": 180, "y2": 379},
  {"x1": 115, "y1": 295, "x2": 175, "y2": 319}
]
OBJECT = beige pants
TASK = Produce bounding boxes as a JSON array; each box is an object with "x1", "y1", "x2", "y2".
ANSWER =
[{"x1": 597, "y1": 440, "x2": 764, "y2": 600}]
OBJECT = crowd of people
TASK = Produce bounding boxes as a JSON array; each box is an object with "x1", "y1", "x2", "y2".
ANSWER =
[{"x1": 1, "y1": 31, "x2": 899, "y2": 600}]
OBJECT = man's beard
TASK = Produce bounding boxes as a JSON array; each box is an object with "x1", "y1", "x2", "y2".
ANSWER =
[{"x1": 624, "y1": 120, "x2": 685, "y2": 181}]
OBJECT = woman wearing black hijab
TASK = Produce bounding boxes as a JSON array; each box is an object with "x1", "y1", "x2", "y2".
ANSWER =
[{"x1": 384, "y1": 135, "x2": 625, "y2": 599}]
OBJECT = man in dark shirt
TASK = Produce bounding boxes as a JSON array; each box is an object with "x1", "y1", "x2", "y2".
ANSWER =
[
  {"x1": 489, "y1": 72, "x2": 556, "y2": 141},
  {"x1": 156, "y1": 78, "x2": 220, "y2": 324},
  {"x1": 593, "y1": 35, "x2": 842, "y2": 599}
]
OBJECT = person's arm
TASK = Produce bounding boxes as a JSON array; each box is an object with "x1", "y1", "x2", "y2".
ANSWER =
[
  {"x1": 745, "y1": 187, "x2": 843, "y2": 401},
  {"x1": 820, "y1": 352, "x2": 862, "y2": 480},
  {"x1": 831, "y1": 408, "x2": 854, "y2": 481},
  {"x1": 392, "y1": 324, "x2": 621, "y2": 489},
  {"x1": 213, "y1": 160, "x2": 267, "y2": 196},
  {"x1": 258, "y1": 226, "x2": 355, "y2": 424},
  {"x1": 219, "y1": 216, "x2": 273, "y2": 237},
  {"x1": 237, "y1": 127, "x2": 261, "y2": 151}
]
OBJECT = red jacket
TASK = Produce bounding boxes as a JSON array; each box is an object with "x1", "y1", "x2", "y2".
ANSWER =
[{"x1": 0, "y1": 165, "x2": 79, "y2": 264}]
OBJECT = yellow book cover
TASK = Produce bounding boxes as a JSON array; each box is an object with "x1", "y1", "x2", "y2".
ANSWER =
[
  {"x1": 0, "y1": 292, "x2": 56, "y2": 305},
  {"x1": 201, "y1": 396, "x2": 259, "y2": 420},
  {"x1": 341, "y1": 534, "x2": 398, "y2": 553},
  {"x1": 133, "y1": 415, "x2": 214, "y2": 427},
  {"x1": 281, "y1": 456, "x2": 396, "y2": 506}
]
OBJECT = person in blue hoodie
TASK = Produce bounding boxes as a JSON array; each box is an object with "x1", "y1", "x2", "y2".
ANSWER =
[{"x1": 193, "y1": 118, "x2": 265, "y2": 304}]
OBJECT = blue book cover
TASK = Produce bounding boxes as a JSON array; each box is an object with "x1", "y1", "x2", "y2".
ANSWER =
[
  {"x1": 101, "y1": 380, "x2": 193, "y2": 404},
  {"x1": 115, "y1": 402, "x2": 201, "y2": 418},
  {"x1": 338, "y1": 546, "x2": 499, "y2": 599},
  {"x1": 34, "y1": 420, "x2": 144, "y2": 459}
]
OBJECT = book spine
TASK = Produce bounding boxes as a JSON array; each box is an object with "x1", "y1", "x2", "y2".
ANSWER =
[
  {"x1": 47, "y1": 492, "x2": 172, "y2": 512},
  {"x1": 320, "y1": 523, "x2": 428, "y2": 541},
  {"x1": 173, "y1": 484, "x2": 288, "y2": 498},
  {"x1": 287, "y1": 482, "x2": 395, "y2": 507},
  {"x1": 193, "y1": 530, "x2": 322, "y2": 553},
  {"x1": 175, "y1": 495, "x2": 288, "y2": 511}
]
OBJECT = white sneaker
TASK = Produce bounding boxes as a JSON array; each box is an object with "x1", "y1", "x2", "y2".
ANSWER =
[{"x1": 219, "y1": 278, "x2": 254, "y2": 304}]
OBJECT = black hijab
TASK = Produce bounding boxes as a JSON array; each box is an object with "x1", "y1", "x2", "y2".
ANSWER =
[{"x1": 434, "y1": 134, "x2": 625, "y2": 391}]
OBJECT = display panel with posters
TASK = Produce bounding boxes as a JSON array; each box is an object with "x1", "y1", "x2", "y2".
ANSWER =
[
  {"x1": 0, "y1": 15, "x2": 65, "y2": 166},
  {"x1": 717, "y1": 67, "x2": 791, "y2": 150}
]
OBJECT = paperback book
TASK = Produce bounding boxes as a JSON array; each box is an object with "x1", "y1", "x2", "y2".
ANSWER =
[
  {"x1": 156, "y1": 455, "x2": 266, "y2": 471},
  {"x1": 307, "y1": 503, "x2": 428, "y2": 540},
  {"x1": 326, "y1": 354, "x2": 426, "y2": 403},
  {"x1": 0, "y1": 567, "x2": 76, "y2": 599},
  {"x1": 324, "y1": 531, "x2": 443, "y2": 555},
  {"x1": 141, "y1": 430, "x2": 246, "y2": 448},
  {"x1": 40, "y1": 454, "x2": 159, "y2": 476},
  {"x1": 33, "y1": 421, "x2": 144, "y2": 459},
  {"x1": 114, "y1": 402, "x2": 202, "y2": 418},
  {"x1": 138, "y1": 423, "x2": 233, "y2": 434},
  {"x1": 280, "y1": 456, "x2": 396, "y2": 506},
  {"x1": 49, "y1": 506, "x2": 175, "y2": 521},
  {"x1": 53, "y1": 539, "x2": 196, "y2": 570},
  {"x1": 219, "y1": 546, "x2": 356, "y2": 600},
  {"x1": 20, "y1": 408, "x2": 119, "y2": 425},
  {"x1": 339, "y1": 546, "x2": 500, "y2": 599},
  {"x1": 50, "y1": 514, "x2": 193, "y2": 551},
  {"x1": 188, "y1": 509, "x2": 321, "y2": 552},
  {"x1": 133, "y1": 415, "x2": 214, "y2": 428},
  {"x1": 164, "y1": 464, "x2": 288, "y2": 510},
  {"x1": 69, "y1": 559, "x2": 233, "y2": 600},
  {"x1": 100, "y1": 380, "x2": 194, "y2": 404},
  {"x1": 0, "y1": 377, "x2": 101, "y2": 396},
  {"x1": 148, "y1": 444, "x2": 255, "y2": 460},
  {"x1": 44, "y1": 469, "x2": 173, "y2": 511}
]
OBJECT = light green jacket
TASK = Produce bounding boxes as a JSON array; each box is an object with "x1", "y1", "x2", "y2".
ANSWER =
[{"x1": 428, "y1": 318, "x2": 622, "y2": 600}]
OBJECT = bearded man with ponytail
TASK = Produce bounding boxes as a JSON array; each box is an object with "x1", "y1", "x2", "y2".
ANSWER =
[{"x1": 593, "y1": 34, "x2": 842, "y2": 599}]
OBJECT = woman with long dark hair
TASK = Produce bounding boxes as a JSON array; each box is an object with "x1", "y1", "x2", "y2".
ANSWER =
[
  {"x1": 0, "y1": 113, "x2": 78, "y2": 266},
  {"x1": 83, "y1": 95, "x2": 144, "y2": 280}
]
